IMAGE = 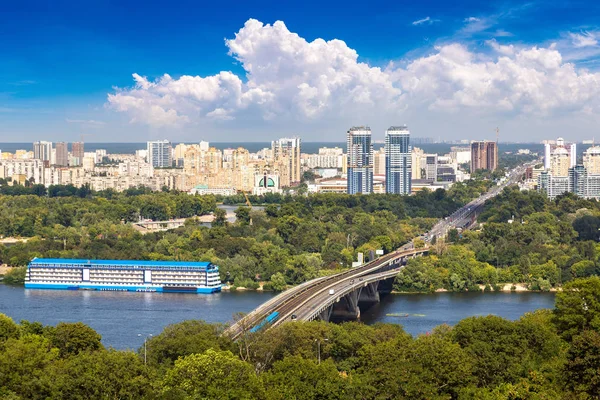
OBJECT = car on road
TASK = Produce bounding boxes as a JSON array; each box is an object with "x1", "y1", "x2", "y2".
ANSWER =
[{"x1": 329, "y1": 289, "x2": 335, "y2": 295}]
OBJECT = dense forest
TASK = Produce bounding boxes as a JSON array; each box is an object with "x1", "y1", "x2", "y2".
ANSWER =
[
  {"x1": 0, "y1": 180, "x2": 490, "y2": 289},
  {"x1": 395, "y1": 187, "x2": 600, "y2": 292},
  {"x1": 1, "y1": 276, "x2": 599, "y2": 399}
]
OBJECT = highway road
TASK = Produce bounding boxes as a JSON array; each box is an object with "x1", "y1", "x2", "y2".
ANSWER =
[{"x1": 225, "y1": 160, "x2": 538, "y2": 339}]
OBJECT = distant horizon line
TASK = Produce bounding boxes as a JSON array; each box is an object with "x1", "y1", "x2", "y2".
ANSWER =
[{"x1": 0, "y1": 141, "x2": 548, "y2": 144}]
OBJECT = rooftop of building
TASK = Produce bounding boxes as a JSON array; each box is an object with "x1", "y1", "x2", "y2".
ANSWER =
[
  {"x1": 585, "y1": 146, "x2": 600, "y2": 155},
  {"x1": 29, "y1": 258, "x2": 214, "y2": 268},
  {"x1": 387, "y1": 126, "x2": 409, "y2": 131},
  {"x1": 348, "y1": 126, "x2": 371, "y2": 132}
]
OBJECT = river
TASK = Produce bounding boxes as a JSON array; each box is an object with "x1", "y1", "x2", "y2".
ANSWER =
[{"x1": 0, "y1": 286, "x2": 555, "y2": 350}]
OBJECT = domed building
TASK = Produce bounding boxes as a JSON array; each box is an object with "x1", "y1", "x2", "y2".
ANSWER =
[{"x1": 549, "y1": 146, "x2": 571, "y2": 177}]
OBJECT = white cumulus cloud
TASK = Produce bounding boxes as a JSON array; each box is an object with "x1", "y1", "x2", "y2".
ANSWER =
[{"x1": 107, "y1": 18, "x2": 600, "y2": 138}]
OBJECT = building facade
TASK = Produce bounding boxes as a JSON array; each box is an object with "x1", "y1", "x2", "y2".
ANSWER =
[
  {"x1": 55, "y1": 142, "x2": 68, "y2": 167},
  {"x1": 346, "y1": 126, "x2": 373, "y2": 194},
  {"x1": 71, "y1": 142, "x2": 84, "y2": 165},
  {"x1": 544, "y1": 138, "x2": 576, "y2": 170},
  {"x1": 470, "y1": 141, "x2": 498, "y2": 172},
  {"x1": 385, "y1": 126, "x2": 411, "y2": 195},
  {"x1": 583, "y1": 146, "x2": 600, "y2": 174},
  {"x1": 272, "y1": 137, "x2": 301, "y2": 186},
  {"x1": 33, "y1": 141, "x2": 52, "y2": 162},
  {"x1": 147, "y1": 140, "x2": 173, "y2": 168}
]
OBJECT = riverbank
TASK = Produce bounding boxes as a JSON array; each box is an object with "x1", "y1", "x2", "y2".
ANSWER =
[{"x1": 393, "y1": 283, "x2": 561, "y2": 294}]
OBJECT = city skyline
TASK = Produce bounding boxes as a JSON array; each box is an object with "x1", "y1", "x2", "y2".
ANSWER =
[{"x1": 1, "y1": 1, "x2": 600, "y2": 142}]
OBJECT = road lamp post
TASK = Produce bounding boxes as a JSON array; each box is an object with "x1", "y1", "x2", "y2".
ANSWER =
[
  {"x1": 315, "y1": 338, "x2": 328, "y2": 365},
  {"x1": 138, "y1": 333, "x2": 153, "y2": 365}
]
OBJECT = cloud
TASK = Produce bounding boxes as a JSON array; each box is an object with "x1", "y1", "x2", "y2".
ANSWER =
[
  {"x1": 494, "y1": 29, "x2": 513, "y2": 37},
  {"x1": 65, "y1": 118, "x2": 106, "y2": 126},
  {"x1": 464, "y1": 17, "x2": 480, "y2": 22},
  {"x1": 569, "y1": 31, "x2": 599, "y2": 48},
  {"x1": 8, "y1": 80, "x2": 36, "y2": 86},
  {"x1": 107, "y1": 18, "x2": 600, "y2": 133},
  {"x1": 412, "y1": 17, "x2": 439, "y2": 26}
]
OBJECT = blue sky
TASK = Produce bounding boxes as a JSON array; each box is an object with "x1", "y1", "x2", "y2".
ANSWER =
[{"x1": 1, "y1": 0, "x2": 600, "y2": 142}]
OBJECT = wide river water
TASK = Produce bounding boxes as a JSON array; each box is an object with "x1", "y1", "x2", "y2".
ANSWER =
[{"x1": 0, "y1": 286, "x2": 555, "y2": 350}]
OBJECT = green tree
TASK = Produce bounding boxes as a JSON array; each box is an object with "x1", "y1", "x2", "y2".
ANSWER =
[
  {"x1": 161, "y1": 349, "x2": 264, "y2": 399},
  {"x1": 0, "y1": 313, "x2": 20, "y2": 342},
  {"x1": 212, "y1": 208, "x2": 228, "y2": 227},
  {"x1": 565, "y1": 330, "x2": 600, "y2": 397},
  {"x1": 235, "y1": 206, "x2": 251, "y2": 225},
  {"x1": 573, "y1": 215, "x2": 600, "y2": 241},
  {"x1": 0, "y1": 335, "x2": 58, "y2": 398},
  {"x1": 270, "y1": 272, "x2": 287, "y2": 292},
  {"x1": 2, "y1": 266, "x2": 27, "y2": 285},
  {"x1": 263, "y1": 356, "x2": 348, "y2": 400},
  {"x1": 144, "y1": 320, "x2": 233, "y2": 366},
  {"x1": 554, "y1": 277, "x2": 600, "y2": 341},
  {"x1": 451, "y1": 316, "x2": 528, "y2": 386},
  {"x1": 50, "y1": 322, "x2": 103, "y2": 357},
  {"x1": 49, "y1": 349, "x2": 154, "y2": 400}
]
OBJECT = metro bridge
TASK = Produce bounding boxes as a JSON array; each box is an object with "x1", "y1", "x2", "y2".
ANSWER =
[
  {"x1": 225, "y1": 160, "x2": 537, "y2": 340},
  {"x1": 225, "y1": 246, "x2": 429, "y2": 340}
]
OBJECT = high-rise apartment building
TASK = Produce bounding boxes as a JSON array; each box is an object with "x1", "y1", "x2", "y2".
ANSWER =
[
  {"x1": 33, "y1": 141, "x2": 52, "y2": 162},
  {"x1": 411, "y1": 147, "x2": 424, "y2": 179},
  {"x1": 147, "y1": 140, "x2": 173, "y2": 168},
  {"x1": 271, "y1": 137, "x2": 301, "y2": 186},
  {"x1": 470, "y1": 141, "x2": 498, "y2": 172},
  {"x1": 544, "y1": 138, "x2": 576, "y2": 170},
  {"x1": 347, "y1": 126, "x2": 373, "y2": 194},
  {"x1": 55, "y1": 142, "x2": 68, "y2": 166},
  {"x1": 71, "y1": 142, "x2": 84, "y2": 166},
  {"x1": 374, "y1": 148, "x2": 386, "y2": 175},
  {"x1": 583, "y1": 146, "x2": 600, "y2": 174},
  {"x1": 385, "y1": 126, "x2": 411, "y2": 195},
  {"x1": 549, "y1": 147, "x2": 571, "y2": 177}
]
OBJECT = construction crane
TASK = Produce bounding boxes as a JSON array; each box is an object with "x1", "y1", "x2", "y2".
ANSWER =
[
  {"x1": 237, "y1": 190, "x2": 252, "y2": 208},
  {"x1": 80, "y1": 133, "x2": 92, "y2": 143}
]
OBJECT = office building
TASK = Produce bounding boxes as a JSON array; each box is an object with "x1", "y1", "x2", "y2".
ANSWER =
[
  {"x1": 55, "y1": 142, "x2": 68, "y2": 166},
  {"x1": 385, "y1": 126, "x2": 411, "y2": 194},
  {"x1": 272, "y1": 137, "x2": 301, "y2": 186},
  {"x1": 470, "y1": 141, "x2": 498, "y2": 172},
  {"x1": 147, "y1": 140, "x2": 173, "y2": 168},
  {"x1": 544, "y1": 138, "x2": 576, "y2": 170},
  {"x1": 346, "y1": 126, "x2": 373, "y2": 194},
  {"x1": 33, "y1": 141, "x2": 52, "y2": 162}
]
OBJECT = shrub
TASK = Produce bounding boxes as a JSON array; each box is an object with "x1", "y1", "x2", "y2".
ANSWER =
[{"x1": 2, "y1": 267, "x2": 26, "y2": 286}]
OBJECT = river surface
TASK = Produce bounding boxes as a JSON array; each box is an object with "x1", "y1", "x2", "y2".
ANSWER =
[{"x1": 0, "y1": 286, "x2": 555, "y2": 350}]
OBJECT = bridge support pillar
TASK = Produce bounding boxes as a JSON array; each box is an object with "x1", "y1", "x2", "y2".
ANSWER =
[
  {"x1": 330, "y1": 290, "x2": 360, "y2": 322},
  {"x1": 358, "y1": 282, "x2": 380, "y2": 305},
  {"x1": 378, "y1": 277, "x2": 395, "y2": 295},
  {"x1": 316, "y1": 305, "x2": 334, "y2": 322}
]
